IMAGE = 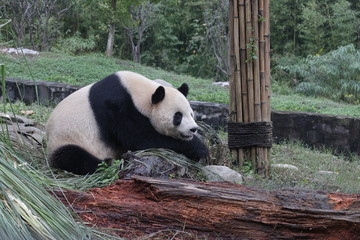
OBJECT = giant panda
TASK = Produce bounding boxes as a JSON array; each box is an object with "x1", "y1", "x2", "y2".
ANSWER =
[{"x1": 46, "y1": 71, "x2": 209, "y2": 175}]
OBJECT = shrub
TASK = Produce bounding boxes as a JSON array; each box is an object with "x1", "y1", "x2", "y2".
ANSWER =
[
  {"x1": 276, "y1": 44, "x2": 360, "y2": 103},
  {"x1": 56, "y1": 32, "x2": 96, "y2": 54}
]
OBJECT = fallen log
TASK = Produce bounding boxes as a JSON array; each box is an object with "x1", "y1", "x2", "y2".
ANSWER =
[{"x1": 54, "y1": 176, "x2": 360, "y2": 239}]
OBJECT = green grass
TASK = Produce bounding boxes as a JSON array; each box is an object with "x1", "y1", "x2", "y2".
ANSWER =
[
  {"x1": 1, "y1": 101, "x2": 54, "y2": 123},
  {"x1": 1, "y1": 52, "x2": 360, "y2": 117},
  {"x1": 272, "y1": 92, "x2": 360, "y2": 117},
  {"x1": 243, "y1": 140, "x2": 360, "y2": 194}
]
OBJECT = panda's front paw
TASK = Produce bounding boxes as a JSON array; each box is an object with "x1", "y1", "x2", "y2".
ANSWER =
[{"x1": 191, "y1": 145, "x2": 210, "y2": 162}]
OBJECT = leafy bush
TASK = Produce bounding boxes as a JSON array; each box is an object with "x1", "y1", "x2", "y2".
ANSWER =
[
  {"x1": 276, "y1": 44, "x2": 360, "y2": 103},
  {"x1": 56, "y1": 32, "x2": 96, "y2": 54}
]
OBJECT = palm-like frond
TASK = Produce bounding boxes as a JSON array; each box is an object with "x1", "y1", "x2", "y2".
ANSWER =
[{"x1": 0, "y1": 141, "x2": 92, "y2": 240}]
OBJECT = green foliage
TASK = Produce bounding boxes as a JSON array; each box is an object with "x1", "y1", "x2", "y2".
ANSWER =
[
  {"x1": 2, "y1": 0, "x2": 359, "y2": 81},
  {"x1": 298, "y1": 0, "x2": 359, "y2": 55},
  {"x1": 67, "y1": 160, "x2": 123, "y2": 191},
  {"x1": 271, "y1": 0, "x2": 360, "y2": 56},
  {"x1": 0, "y1": 141, "x2": 92, "y2": 239},
  {"x1": 276, "y1": 44, "x2": 360, "y2": 103},
  {"x1": 141, "y1": 0, "x2": 228, "y2": 80},
  {"x1": 330, "y1": 0, "x2": 360, "y2": 49},
  {"x1": 298, "y1": 0, "x2": 327, "y2": 55},
  {"x1": 56, "y1": 32, "x2": 96, "y2": 54}
]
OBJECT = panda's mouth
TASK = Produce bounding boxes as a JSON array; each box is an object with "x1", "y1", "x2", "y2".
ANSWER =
[{"x1": 180, "y1": 133, "x2": 194, "y2": 141}]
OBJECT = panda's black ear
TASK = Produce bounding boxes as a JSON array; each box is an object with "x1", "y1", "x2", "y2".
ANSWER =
[
  {"x1": 152, "y1": 86, "x2": 165, "y2": 104},
  {"x1": 178, "y1": 83, "x2": 189, "y2": 97}
]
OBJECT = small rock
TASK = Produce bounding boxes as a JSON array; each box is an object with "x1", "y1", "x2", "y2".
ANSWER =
[
  {"x1": 318, "y1": 170, "x2": 339, "y2": 175},
  {"x1": 153, "y1": 79, "x2": 173, "y2": 87},
  {"x1": 202, "y1": 165, "x2": 243, "y2": 184},
  {"x1": 272, "y1": 164, "x2": 299, "y2": 171},
  {"x1": 212, "y1": 82, "x2": 229, "y2": 88},
  {"x1": 120, "y1": 152, "x2": 186, "y2": 179},
  {"x1": 1, "y1": 47, "x2": 39, "y2": 56}
]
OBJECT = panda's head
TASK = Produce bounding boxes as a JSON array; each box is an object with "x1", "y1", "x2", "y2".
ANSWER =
[{"x1": 150, "y1": 83, "x2": 198, "y2": 141}]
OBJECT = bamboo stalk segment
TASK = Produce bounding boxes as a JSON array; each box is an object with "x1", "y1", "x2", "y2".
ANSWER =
[
  {"x1": 228, "y1": 0, "x2": 272, "y2": 177},
  {"x1": 229, "y1": 0, "x2": 238, "y2": 160}
]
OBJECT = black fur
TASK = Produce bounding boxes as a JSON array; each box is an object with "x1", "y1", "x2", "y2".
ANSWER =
[
  {"x1": 152, "y1": 86, "x2": 165, "y2": 104},
  {"x1": 173, "y1": 112, "x2": 183, "y2": 126},
  {"x1": 51, "y1": 145, "x2": 102, "y2": 175},
  {"x1": 177, "y1": 83, "x2": 189, "y2": 97}
]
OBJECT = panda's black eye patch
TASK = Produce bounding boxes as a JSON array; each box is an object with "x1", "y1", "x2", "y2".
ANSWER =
[{"x1": 173, "y1": 112, "x2": 183, "y2": 126}]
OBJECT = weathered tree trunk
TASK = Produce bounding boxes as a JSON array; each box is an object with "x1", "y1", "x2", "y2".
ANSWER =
[
  {"x1": 105, "y1": 0, "x2": 117, "y2": 57},
  {"x1": 105, "y1": 24, "x2": 116, "y2": 57},
  {"x1": 54, "y1": 176, "x2": 360, "y2": 239}
]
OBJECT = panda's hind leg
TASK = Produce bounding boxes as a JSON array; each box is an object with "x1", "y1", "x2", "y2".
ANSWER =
[{"x1": 50, "y1": 144, "x2": 102, "y2": 175}]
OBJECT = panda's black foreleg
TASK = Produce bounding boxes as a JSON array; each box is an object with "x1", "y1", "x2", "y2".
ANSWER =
[
  {"x1": 181, "y1": 135, "x2": 210, "y2": 161},
  {"x1": 50, "y1": 144, "x2": 102, "y2": 175}
]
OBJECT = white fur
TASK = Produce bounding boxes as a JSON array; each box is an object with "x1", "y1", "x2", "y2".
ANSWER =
[{"x1": 46, "y1": 84, "x2": 116, "y2": 162}]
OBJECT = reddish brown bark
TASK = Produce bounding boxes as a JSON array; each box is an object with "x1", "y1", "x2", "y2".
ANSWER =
[{"x1": 54, "y1": 176, "x2": 360, "y2": 239}]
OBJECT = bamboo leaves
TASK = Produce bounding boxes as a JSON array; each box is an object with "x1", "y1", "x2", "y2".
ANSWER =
[{"x1": 0, "y1": 141, "x2": 92, "y2": 240}]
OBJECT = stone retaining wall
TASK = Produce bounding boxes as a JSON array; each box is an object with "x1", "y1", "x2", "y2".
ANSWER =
[
  {"x1": 3, "y1": 78, "x2": 79, "y2": 105},
  {"x1": 1, "y1": 78, "x2": 359, "y2": 155}
]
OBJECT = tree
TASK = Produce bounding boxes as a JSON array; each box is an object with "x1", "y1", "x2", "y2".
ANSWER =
[
  {"x1": 270, "y1": 0, "x2": 308, "y2": 55},
  {"x1": 271, "y1": 0, "x2": 359, "y2": 56},
  {"x1": 203, "y1": 0, "x2": 229, "y2": 80},
  {"x1": 330, "y1": 0, "x2": 359, "y2": 49},
  {"x1": 298, "y1": 0, "x2": 327, "y2": 55},
  {"x1": 299, "y1": 0, "x2": 359, "y2": 55},
  {"x1": 0, "y1": 0, "x2": 37, "y2": 45},
  {"x1": 0, "y1": 0, "x2": 71, "y2": 50},
  {"x1": 105, "y1": 0, "x2": 117, "y2": 57},
  {"x1": 124, "y1": 1, "x2": 156, "y2": 63}
]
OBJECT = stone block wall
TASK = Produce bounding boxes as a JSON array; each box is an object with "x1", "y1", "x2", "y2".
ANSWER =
[
  {"x1": 1, "y1": 78, "x2": 359, "y2": 155},
  {"x1": 271, "y1": 111, "x2": 360, "y2": 155},
  {"x1": 3, "y1": 78, "x2": 79, "y2": 105}
]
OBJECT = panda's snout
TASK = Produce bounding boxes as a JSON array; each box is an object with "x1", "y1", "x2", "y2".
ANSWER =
[{"x1": 190, "y1": 127, "x2": 197, "y2": 133}]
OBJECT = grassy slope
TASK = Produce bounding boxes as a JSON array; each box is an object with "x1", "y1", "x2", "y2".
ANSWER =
[
  {"x1": 244, "y1": 140, "x2": 360, "y2": 194},
  {"x1": 1, "y1": 52, "x2": 360, "y2": 117}
]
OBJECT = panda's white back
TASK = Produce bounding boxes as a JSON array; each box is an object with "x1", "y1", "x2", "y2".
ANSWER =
[{"x1": 46, "y1": 84, "x2": 116, "y2": 162}]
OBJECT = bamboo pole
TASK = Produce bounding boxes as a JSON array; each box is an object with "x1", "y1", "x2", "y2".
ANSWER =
[
  {"x1": 264, "y1": 0, "x2": 271, "y2": 120},
  {"x1": 229, "y1": 0, "x2": 271, "y2": 177},
  {"x1": 258, "y1": 0, "x2": 268, "y2": 176},
  {"x1": 252, "y1": 0, "x2": 266, "y2": 174},
  {"x1": 239, "y1": 0, "x2": 248, "y2": 124},
  {"x1": 233, "y1": 0, "x2": 245, "y2": 164},
  {"x1": 244, "y1": 0, "x2": 256, "y2": 169},
  {"x1": 229, "y1": 0, "x2": 238, "y2": 160},
  {"x1": 263, "y1": 0, "x2": 271, "y2": 177},
  {"x1": 238, "y1": 0, "x2": 248, "y2": 166},
  {"x1": 229, "y1": 0, "x2": 236, "y2": 123}
]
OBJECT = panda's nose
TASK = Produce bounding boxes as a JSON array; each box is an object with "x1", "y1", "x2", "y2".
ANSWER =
[{"x1": 190, "y1": 127, "x2": 198, "y2": 133}]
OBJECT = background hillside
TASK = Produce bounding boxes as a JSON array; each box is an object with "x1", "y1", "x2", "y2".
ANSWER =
[{"x1": 1, "y1": 0, "x2": 359, "y2": 111}]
